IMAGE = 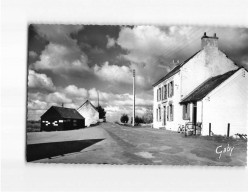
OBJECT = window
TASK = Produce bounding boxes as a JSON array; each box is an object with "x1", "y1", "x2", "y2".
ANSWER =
[
  {"x1": 162, "y1": 85, "x2": 167, "y2": 100},
  {"x1": 167, "y1": 103, "x2": 173, "y2": 121},
  {"x1": 158, "y1": 106, "x2": 161, "y2": 121},
  {"x1": 170, "y1": 104, "x2": 174, "y2": 121},
  {"x1": 164, "y1": 85, "x2": 167, "y2": 99},
  {"x1": 182, "y1": 104, "x2": 190, "y2": 120},
  {"x1": 157, "y1": 88, "x2": 162, "y2": 101},
  {"x1": 168, "y1": 81, "x2": 174, "y2": 97},
  {"x1": 156, "y1": 109, "x2": 158, "y2": 121},
  {"x1": 73, "y1": 120, "x2": 77, "y2": 126}
]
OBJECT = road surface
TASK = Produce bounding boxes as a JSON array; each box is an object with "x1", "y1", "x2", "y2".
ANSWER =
[{"x1": 27, "y1": 122, "x2": 247, "y2": 166}]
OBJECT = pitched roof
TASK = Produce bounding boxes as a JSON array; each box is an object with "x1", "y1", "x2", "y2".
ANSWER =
[
  {"x1": 77, "y1": 100, "x2": 98, "y2": 112},
  {"x1": 152, "y1": 50, "x2": 201, "y2": 87},
  {"x1": 180, "y1": 69, "x2": 239, "y2": 104},
  {"x1": 51, "y1": 106, "x2": 85, "y2": 119}
]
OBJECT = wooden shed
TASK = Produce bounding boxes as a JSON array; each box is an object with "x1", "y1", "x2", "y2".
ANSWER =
[{"x1": 40, "y1": 106, "x2": 85, "y2": 131}]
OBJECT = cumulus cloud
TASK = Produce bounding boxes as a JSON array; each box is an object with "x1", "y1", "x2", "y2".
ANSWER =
[
  {"x1": 34, "y1": 24, "x2": 83, "y2": 47},
  {"x1": 45, "y1": 92, "x2": 72, "y2": 104},
  {"x1": 28, "y1": 70, "x2": 56, "y2": 91},
  {"x1": 115, "y1": 25, "x2": 201, "y2": 89},
  {"x1": 106, "y1": 35, "x2": 116, "y2": 48},
  {"x1": 115, "y1": 25, "x2": 248, "y2": 89},
  {"x1": 32, "y1": 25, "x2": 90, "y2": 74},
  {"x1": 28, "y1": 25, "x2": 248, "y2": 121},
  {"x1": 28, "y1": 84, "x2": 152, "y2": 121},
  {"x1": 64, "y1": 85, "x2": 88, "y2": 98},
  {"x1": 28, "y1": 99, "x2": 47, "y2": 110},
  {"x1": 93, "y1": 61, "x2": 132, "y2": 84},
  {"x1": 32, "y1": 43, "x2": 89, "y2": 72}
]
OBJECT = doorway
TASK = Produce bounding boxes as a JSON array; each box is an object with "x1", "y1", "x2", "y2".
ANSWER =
[
  {"x1": 163, "y1": 106, "x2": 166, "y2": 126},
  {"x1": 193, "y1": 102, "x2": 197, "y2": 125}
]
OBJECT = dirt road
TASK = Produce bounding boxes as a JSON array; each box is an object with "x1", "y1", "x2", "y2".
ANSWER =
[{"x1": 27, "y1": 122, "x2": 247, "y2": 166}]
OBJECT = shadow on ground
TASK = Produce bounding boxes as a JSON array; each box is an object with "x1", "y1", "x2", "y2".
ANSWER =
[{"x1": 26, "y1": 139, "x2": 104, "y2": 162}]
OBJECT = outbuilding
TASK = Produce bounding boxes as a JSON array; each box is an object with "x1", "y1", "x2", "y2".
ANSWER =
[
  {"x1": 77, "y1": 100, "x2": 99, "y2": 127},
  {"x1": 40, "y1": 106, "x2": 85, "y2": 131}
]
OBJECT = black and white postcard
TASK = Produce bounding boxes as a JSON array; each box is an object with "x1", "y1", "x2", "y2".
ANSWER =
[{"x1": 26, "y1": 24, "x2": 248, "y2": 166}]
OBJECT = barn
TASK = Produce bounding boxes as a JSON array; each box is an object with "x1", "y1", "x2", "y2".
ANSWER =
[
  {"x1": 40, "y1": 106, "x2": 85, "y2": 131},
  {"x1": 77, "y1": 100, "x2": 99, "y2": 127}
]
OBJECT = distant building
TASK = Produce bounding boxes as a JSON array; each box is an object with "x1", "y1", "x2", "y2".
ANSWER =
[
  {"x1": 153, "y1": 33, "x2": 248, "y2": 136},
  {"x1": 40, "y1": 106, "x2": 85, "y2": 131},
  {"x1": 77, "y1": 100, "x2": 99, "y2": 127}
]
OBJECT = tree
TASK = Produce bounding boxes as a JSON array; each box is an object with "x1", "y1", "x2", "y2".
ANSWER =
[
  {"x1": 120, "y1": 114, "x2": 129, "y2": 123},
  {"x1": 96, "y1": 105, "x2": 106, "y2": 121},
  {"x1": 142, "y1": 107, "x2": 153, "y2": 124},
  {"x1": 135, "y1": 116, "x2": 144, "y2": 125}
]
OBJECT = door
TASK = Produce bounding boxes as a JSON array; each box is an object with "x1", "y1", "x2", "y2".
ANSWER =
[
  {"x1": 163, "y1": 106, "x2": 166, "y2": 126},
  {"x1": 193, "y1": 102, "x2": 197, "y2": 125}
]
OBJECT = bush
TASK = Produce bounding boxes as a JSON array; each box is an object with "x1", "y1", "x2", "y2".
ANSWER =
[
  {"x1": 120, "y1": 114, "x2": 129, "y2": 123},
  {"x1": 142, "y1": 107, "x2": 153, "y2": 124},
  {"x1": 27, "y1": 120, "x2": 41, "y2": 132},
  {"x1": 96, "y1": 105, "x2": 106, "y2": 120},
  {"x1": 135, "y1": 116, "x2": 144, "y2": 125}
]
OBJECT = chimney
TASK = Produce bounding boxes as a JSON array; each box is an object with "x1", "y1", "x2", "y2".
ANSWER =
[{"x1": 201, "y1": 32, "x2": 218, "y2": 49}]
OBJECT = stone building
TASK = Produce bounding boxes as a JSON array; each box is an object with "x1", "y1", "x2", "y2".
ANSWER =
[
  {"x1": 153, "y1": 33, "x2": 248, "y2": 136},
  {"x1": 77, "y1": 100, "x2": 99, "y2": 127}
]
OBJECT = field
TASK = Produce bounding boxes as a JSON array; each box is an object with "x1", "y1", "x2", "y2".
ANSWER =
[{"x1": 27, "y1": 121, "x2": 40, "y2": 132}]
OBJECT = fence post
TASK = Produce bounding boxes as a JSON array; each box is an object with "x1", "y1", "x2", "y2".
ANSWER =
[
  {"x1": 209, "y1": 123, "x2": 211, "y2": 136},
  {"x1": 227, "y1": 123, "x2": 230, "y2": 137}
]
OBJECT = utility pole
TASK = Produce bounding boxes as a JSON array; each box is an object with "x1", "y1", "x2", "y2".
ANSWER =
[
  {"x1": 97, "y1": 90, "x2": 99, "y2": 108},
  {"x1": 133, "y1": 69, "x2": 135, "y2": 126}
]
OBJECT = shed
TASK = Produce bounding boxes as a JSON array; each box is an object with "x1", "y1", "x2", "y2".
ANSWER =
[{"x1": 40, "y1": 106, "x2": 85, "y2": 131}]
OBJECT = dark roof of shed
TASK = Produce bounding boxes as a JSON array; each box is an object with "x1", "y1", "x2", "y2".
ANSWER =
[
  {"x1": 180, "y1": 69, "x2": 239, "y2": 104},
  {"x1": 152, "y1": 50, "x2": 201, "y2": 87},
  {"x1": 77, "y1": 100, "x2": 98, "y2": 112},
  {"x1": 42, "y1": 106, "x2": 85, "y2": 119}
]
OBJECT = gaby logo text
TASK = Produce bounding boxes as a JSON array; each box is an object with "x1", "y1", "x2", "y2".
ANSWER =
[{"x1": 216, "y1": 144, "x2": 234, "y2": 159}]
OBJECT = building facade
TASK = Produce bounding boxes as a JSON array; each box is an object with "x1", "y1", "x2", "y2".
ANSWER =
[
  {"x1": 77, "y1": 100, "x2": 99, "y2": 127},
  {"x1": 153, "y1": 33, "x2": 248, "y2": 136}
]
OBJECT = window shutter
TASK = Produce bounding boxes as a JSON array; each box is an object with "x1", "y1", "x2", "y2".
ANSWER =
[
  {"x1": 172, "y1": 81, "x2": 174, "y2": 96},
  {"x1": 171, "y1": 104, "x2": 174, "y2": 121},
  {"x1": 183, "y1": 104, "x2": 186, "y2": 120},
  {"x1": 157, "y1": 89, "x2": 159, "y2": 101},
  {"x1": 162, "y1": 86, "x2": 164, "y2": 100},
  {"x1": 187, "y1": 103, "x2": 190, "y2": 120},
  {"x1": 167, "y1": 83, "x2": 170, "y2": 97},
  {"x1": 167, "y1": 106, "x2": 169, "y2": 121},
  {"x1": 165, "y1": 85, "x2": 167, "y2": 99}
]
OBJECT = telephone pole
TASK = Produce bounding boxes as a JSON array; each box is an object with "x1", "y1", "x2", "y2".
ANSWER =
[
  {"x1": 132, "y1": 69, "x2": 135, "y2": 126},
  {"x1": 97, "y1": 90, "x2": 99, "y2": 107}
]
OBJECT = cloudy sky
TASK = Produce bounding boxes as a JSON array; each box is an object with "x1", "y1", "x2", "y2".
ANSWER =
[{"x1": 27, "y1": 24, "x2": 248, "y2": 121}]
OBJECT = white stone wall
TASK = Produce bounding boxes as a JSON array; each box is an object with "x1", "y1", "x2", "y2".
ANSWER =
[
  {"x1": 201, "y1": 69, "x2": 248, "y2": 136},
  {"x1": 181, "y1": 49, "x2": 237, "y2": 99},
  {"x1": 78, "y1": 103, "x2": 99, "y2": 127},
  {"x1": 153, "y1": 72, "x2": 183, "y2": 131},
  {"x1": 153, "y1": 36, "x2": 240, "y2": 132}
]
